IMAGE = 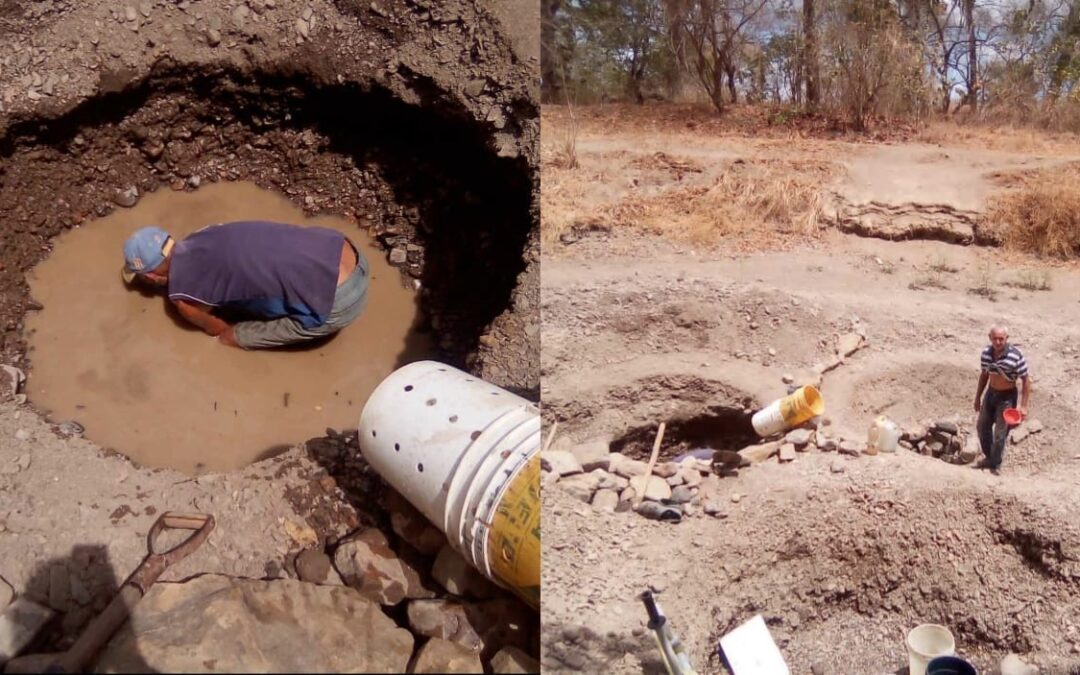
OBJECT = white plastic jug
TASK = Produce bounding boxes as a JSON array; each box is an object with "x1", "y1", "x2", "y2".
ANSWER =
[{"x1": 867, "y1": 416, "x2": 901, "y2": 455}]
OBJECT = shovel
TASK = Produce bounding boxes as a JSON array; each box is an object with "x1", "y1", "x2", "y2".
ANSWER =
[{"x1": 43, "y1": 512, "x2": 215, "y2": 673}]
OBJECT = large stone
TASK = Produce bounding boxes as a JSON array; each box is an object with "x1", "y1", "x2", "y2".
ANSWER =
[
  {"x1": 778, "y1": 444, "x2": 797, "y2": 463},
  {"x1": 933, "y1": 421, "x2": 958, "y2": 435},
  {"x1": 903, "y1": 424, "x2": 929, "y2": 443},
  {"x1": 431, "y1": 545, "x2": 498, "y2": 599},
  {"x1": 739, "y1": 441, "x2": 781, "y2": 464},
  {"x1": 412, "y1": 638, "x2": 484, "y2": 673},
  {"x1": 333, "y1": 529, "x2": 409, "y2": 605},
  {"x1": 407, "y1": 600, "x2": 483, "y2": 650},
  {"x1": 540, "y1": 450, "x2": 582, "y2": 477},
  {"x1": 591, "y1": 489, "x2": 619, "y2": 512},
  {"x1": 652, "y1": 462, "x2": 680, "y2": 479},
  {"x1": 628, "y1": 475, "x2": 672, "y2": 501},
  {"x1": 558, "y1": 473, "x2": 601, "y2": 503},
  {"x1": 489, "y1": 646, "x2": 540, "y2": 673},
  {"x1": 959, "y1": 436, "x2": 980, "y2": 464},
  {"x1": 609, "y1": 453, "x2": 649, "y2": 478},
  {"x1": 784, "y1": 428, "x2": 814, "y2": 447},
  {"x1": 92, "y1": 575, "x2": 412, "y2": 672},
  {"x1": 669, "y1": 486, "x2": 695, "y2": 504},
  {"x1": 569, "y1": 438, "x2": 611, "y2": 472},
  {"x1": 0, "y1": 598, "x2": 54, "y2": 665},
  {"x1": 387, "y1": 491, "x2": 447, "y2": 556}
]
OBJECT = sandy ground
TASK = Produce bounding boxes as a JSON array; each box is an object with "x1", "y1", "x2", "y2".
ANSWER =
[{"x1": 540, "y1": 109, "x2": 1080, "y2": 674}]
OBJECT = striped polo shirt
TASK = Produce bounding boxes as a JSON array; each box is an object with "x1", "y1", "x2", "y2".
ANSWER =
[{"x1": 981, "y1": 344, "x2": 1029, "y2": 383}]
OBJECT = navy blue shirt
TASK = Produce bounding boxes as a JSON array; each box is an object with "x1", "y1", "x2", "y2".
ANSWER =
[{"x1": 168, "y1": 221, "x2": 343, "y2": 328}]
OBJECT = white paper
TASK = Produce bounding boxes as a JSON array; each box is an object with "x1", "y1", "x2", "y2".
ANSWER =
[{"x1": 719, "y1": 614, "x2": 790, "y2": 675}]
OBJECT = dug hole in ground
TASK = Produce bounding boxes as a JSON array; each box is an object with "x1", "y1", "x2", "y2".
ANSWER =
[
  {"x1": 541, "y1": 104, "x2": 1080, "y2": 675},
  {"x1": 0, "y1": 1, "x2": 540, "y2": 673}
]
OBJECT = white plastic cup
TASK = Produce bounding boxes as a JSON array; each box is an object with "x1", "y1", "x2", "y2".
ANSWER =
[
  {"x1": 907, "y1": 624, "x2": 956, "y2": 675},
  {"x1": 357, "y1": 361, "x2": 540, "y2": 608},
  {"x1": 751, "y1": 399, "x2": 787, "y2": 436}
]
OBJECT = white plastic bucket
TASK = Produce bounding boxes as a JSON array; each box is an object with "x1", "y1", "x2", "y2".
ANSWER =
[
  {"x1": 907, "y1": 624, "x2": 955, "y2": 675},
  {"x1": 751, "y1": 385, "x2": 825, "y2": 436},
  {"x1": 357, "y1": 361, "x2": 540, "y2": 608}
]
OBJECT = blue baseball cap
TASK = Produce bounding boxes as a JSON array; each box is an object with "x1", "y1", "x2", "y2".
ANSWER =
[{"x1": 121, "y1": 226, "x2": 173, "y2": 283}]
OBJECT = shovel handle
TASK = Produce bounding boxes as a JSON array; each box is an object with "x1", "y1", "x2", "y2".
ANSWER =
[{"x1": 147, "y1": 512, "x2": 215, "y2": 566}]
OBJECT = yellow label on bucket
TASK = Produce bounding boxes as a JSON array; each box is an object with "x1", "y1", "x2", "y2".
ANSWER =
[
  {"x1": 487, "y1": 454, "x2": 541, "y2": 610},
  {"x1": 779, "y1": 385, "x2": 824, "y2": 427}
]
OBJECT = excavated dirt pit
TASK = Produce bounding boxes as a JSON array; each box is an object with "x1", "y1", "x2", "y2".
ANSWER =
[
  {"x1": 610, "y1": 409, "x2": 758, "y2": 462},
  {"x1": 24, "y1": 182, "x2": 430, "y2": 474},
  {"x1": 4, "y1": 67, "x2": 535, "y2": 469}
]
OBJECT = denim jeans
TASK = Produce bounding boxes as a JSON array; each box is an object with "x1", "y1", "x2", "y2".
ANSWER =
[
  {"x1": 977, "y1": 387, "x2": 1018, "y2": 469},
  {"x1": 233, "y1": 246, "x2": 369, "y2": 349}
]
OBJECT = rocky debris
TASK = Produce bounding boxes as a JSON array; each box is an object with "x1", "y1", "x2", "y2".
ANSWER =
[
  {"x1": 431, "y1": 545, "x2": 498, "y2": 599},
  {"x1": 592, "y1": 469, "x2": 628, "y2": 491},
  {"x1": 739, "y1": 441, "x2": 781, "y2": 464},
  {"x1": 284, "y1": 519, "x2": 319, "y2": 548},
  {"x1": 557, "y1": 473, "x2": 601, "y2": 502},
  {"x1": 609, "y1": 452, "x2": 649, "y2": 477},
  {"x1": 0, "y1": 366, "x2": 25, "y2": 402},
  {"x1": 703, "y1": 500, "x2": 728, "y2": 518},
  {"x1": 112, "y1": 186, "x2": 139, "y2": 208},
  {"x1": 830, "y1": 460, "x2": 846, "y2": 474},
  {"x1": 0, "y1": 598, "x2": 55, "y2": 665},
  {"x1": 836, "y1": 332, "x2": 864, "y2": 358},
  {"x1": 898, "y1": 420, "x2": 979, "y2": 464},
  {"x1": 669, "y1": 485, "x2": 695, "y2": 504},
  {"x1": 570, "y1": 438, "x2": 611, "y2": 472},
  {"x1": 838, "y1": 440, "x2": 862, "y2": 456},
  {"x1": 490, "y1": 645, "x2": 540, "y2": 673},
  {"x1": 1011, "y1": 419, "x2": 1043, "y2": 445},
  {"x1": 411, "y1": 637, "x2": 484, "y2": 673},
  {"x1": 92, "y1": 575, "x2": 413, "y2": 672},
  {"x1": 778, "y1": 443, "x2": 797, "y2": 463},
  {"x1": 541, "y1": 450, "x2": 582, "y2": 477},
  {"x1": 387, "y1": 491, "x2": 447, "y2": 556},
  {"x1": 408, "y1": 599, "x2": 484, "y2": 650},
  {"x1": 333, "y1": 529, "x2": 412, "y2": 605}
]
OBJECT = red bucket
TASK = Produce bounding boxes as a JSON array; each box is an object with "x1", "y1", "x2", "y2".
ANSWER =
[{"x1": 1003, "y1": 408, "x2": 1023, "y2": 426}]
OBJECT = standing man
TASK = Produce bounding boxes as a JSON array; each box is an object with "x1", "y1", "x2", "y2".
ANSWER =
[
  {"x1": 974, "y1": 325, "x2": 1031, "y2": 474},
  {"x1": 121, "y1": 221, "x2": 368, "y2": 349}
]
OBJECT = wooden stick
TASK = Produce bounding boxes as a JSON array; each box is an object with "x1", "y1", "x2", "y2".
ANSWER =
[
  {"x1": 636, "y1": 422, "x2": 666, "y2": 506},
  {"x1": 541, "y1": 421, "x2": 559, "y2": 454}
]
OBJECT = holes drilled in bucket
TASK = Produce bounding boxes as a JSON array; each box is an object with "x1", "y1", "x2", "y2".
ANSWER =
[
  {"x1": 404, "y1": 385, "x2": 414, "y2": 392},
  {"x1": 449, "y1": 415, "x2": 458, "y2": 423},
  {"x1": 417, "y1": 463, "x2": 424, "y2": 472},
  {"x1": 394, "y1": 443, "x2": 400, "y2": 451},
  {"x1": 426, "y1": 398, "x2": 437, "y2": 406},
  {"x1": 371, "y1": 430, "x2": 377, "y2": 438},
  {"x1": 471, "y1": 430, "x2": 481, "y2": 440}
]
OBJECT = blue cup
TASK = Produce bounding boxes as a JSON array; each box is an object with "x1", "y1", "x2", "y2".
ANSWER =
[{"x1": 926, "y1": 655, "x2": 978, "y2": 675}]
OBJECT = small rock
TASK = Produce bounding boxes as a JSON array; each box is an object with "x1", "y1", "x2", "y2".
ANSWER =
[
  {"x1": 933, "y1": 421, "x2": 958, "y2": 435},
  {"x1": 389, "y1": 248, "x2": 408, "y2": 264},
  {"x1": 569, "y1": 438, "x2": 611, "y2": 472},
  {"x1": 303, "y1": 7, "x2": 314, "y2": 21},
  {"x1": 431, "y1": 545, "x2": 497, "y2": 599},
  {"x1": 540, "y1": 450, "x2": 582, "y2": 477},
  {"x1": 703, "y1": 500, "x2": 727, "y2": 518},
  {"x1": 784, "y1": 428, "x2": 814, "y2": 447},
  {"x1": 811, "y1": 662, "x2": 828, "y2": 675},
  {"x1": 592, "y1": 489, "x2": 619, "y2": 512},
  {"x1": 407, "y1": 600, "x2": 483, "y2": 651},
  {"x1": 767, "y1": 347, "x2": 777, "y2": 357},
  {"x1": 411, "y1": 638, "x2": 483, "y2": 674},
  {"x1": 387, "y1": 492, "x2": 447, "y2": 555},
  {"x1": 959, "y1": 436, "x2": 980, "y2": 463},
  {"x1": 781, "y1": 373, "x2": 795, "y2": 384},
  {"x1": 139, "y1": 2, "x2": 151, "y2": 17},
  {"x1": 778, "y1": 444, "x2": 797, "y2": 462},
  {"x1": 731, "y1": 493, "x2": 743, "y2": 503},
  {"x1": 664, "y1": 473, "x2": 684, "y2": 487},
  {"x1": 652, "y1": 462, "x2": 680, "y2": 478},
  {"x1": 738, "y1": 441, "x2": 781, "y2": 464},
  {"x1": 113, "y1": 186, "x2": 139, "y2": 208},
  {"x1": 669, "y1": 486, "x2": 694, "y2": 504},
  {"x1": 830, "y1": 460, "x2": 846, "y2": 474},
  {"x1": 14, "y1": 429, "x2": 30, "y2": 442},
  {"x1": 333, "y1": 529, "x2": 410, "y2": 605},
  {"x1": 837, "y1": 332, "x2": 863, "y2": 357},
  {"x1": 838, "y1": 440, "x2": 861, "y2": 456},
  {"x1": 817, "y1": 436, "x2": 838, "y2": 452},
  {"x1": 296, "y1": 17, "x2": 310, "y2": 38},
  {"x1": 284, "y1": 520, "x2": 318, "y2": 548},
  {"x1": 1027, "y1": 419, "x2": 1043, "y2": 434},
  {"x1": 927, "y1": 441, "x2": 945, "y2": 456},
  {"x1": 295, "y1": 549, "x2": 336, "y2": 584},
  {"x1": 489, "y1": 646, "x2": 539, "y2": 673},
  {"x1": 124, "y1": 6, "x2": 137, "y2": 21},
  {"x1": 206, "y1": 29, "x2": 221, "y2": 46},
  {"x1": 628, "y1": 475, "x2": 672, "y2": 502},
  {"x1": 609, "y1": 453, "x2": 649, "y2": 478},
  {"x1": 591, "y1": 469, "x2": 628, "y2": 491}
]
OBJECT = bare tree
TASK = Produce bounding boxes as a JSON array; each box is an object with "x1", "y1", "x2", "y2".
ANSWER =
[
  {"x1": 541, "y1": 0, "x2": 566, "y2": 102},
  {"x1": 667, "y1": 0, "x2": 770, "y2": 112},
  {"x1": 804, "y1": 0, "x2": 820, "y2": 107},
  {"x1": 962, "y1": 0, "x2": 979, "y2": 109}
]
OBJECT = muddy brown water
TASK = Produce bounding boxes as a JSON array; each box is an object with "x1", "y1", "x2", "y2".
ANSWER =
[{"x1": 24, "y1": 182, "x2": 431, "y2": 474}]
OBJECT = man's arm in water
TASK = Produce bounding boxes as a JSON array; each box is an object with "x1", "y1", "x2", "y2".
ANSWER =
[{"x1": 172, "y1": 299, "x2": 240, "y2": 348}]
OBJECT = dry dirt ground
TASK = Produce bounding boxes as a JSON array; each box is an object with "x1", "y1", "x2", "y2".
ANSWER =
[
  {"x1": 0, "y1": 0, "x2": 539, "y2": 670},
  {"x1": 540, "y1": 106, "x2": 1080, "y2": 674}
]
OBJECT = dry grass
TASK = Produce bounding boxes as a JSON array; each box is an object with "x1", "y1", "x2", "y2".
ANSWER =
[
  {"x1": 578, "y1": 160, "x2": 834, "y2": 247},
  {"x1": 916, "y1": 119, "x2": 1080, "y2": 154},
  {"x1": 1003, "y1": 268, "x2": 1053, "y2": 291},
  {"x1": 985, "y1": 162, "x2": 1080, "y2": 259}
]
